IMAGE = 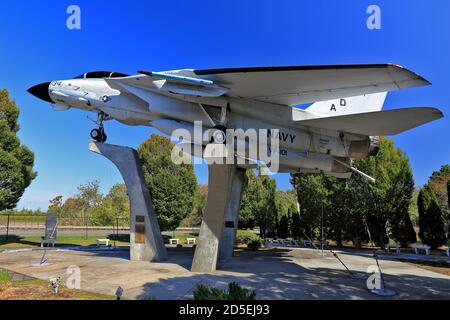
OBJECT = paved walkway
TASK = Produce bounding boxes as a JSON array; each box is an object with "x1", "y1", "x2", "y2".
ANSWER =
[
  {"x1": 0, "y1": 247, "x2": 449, "y2": 300},
  {"x1": 279, "y1": 246, "x2": 450, "y2": 263}
]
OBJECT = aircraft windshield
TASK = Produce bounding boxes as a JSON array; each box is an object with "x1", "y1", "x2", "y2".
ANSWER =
[{"x1": 73, "y1": 71, "x2": 130, "y2": 79}]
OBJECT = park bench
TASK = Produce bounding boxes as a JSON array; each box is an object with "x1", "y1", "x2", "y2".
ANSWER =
[
  {"x1": 385, "y1": 244, "x2": 401, "y2": 254},
  {"x1": 291, "y1": 240, "x2": 300, "y2": 247},
  {"x1": 96, "y1": 239, "x2": 110, "y2": 247},
  {"x1": 40, "y1": 239, "x2": 56, "y2": 248},
  {"x1": 186, "y1": 238, "x2": 196, "y2": 245},
  {"x1": 265, "y1": 238, "x2": 274, "y2": 247},
  {"x1": 269, "y1": 239, "x2": 282, "y2": 247},
  {"x1": 284, "y1": 240, "x2": 294, "y2": 247},
  {"x1": 412, "y1": 245, "x2": 431, "y2": 255},
  {"x1": 303, "y1": 240, "x2": 312, "y2": 247},
  {"x1": 169, "y1": 239, "x2": 180, "y2": 245}
]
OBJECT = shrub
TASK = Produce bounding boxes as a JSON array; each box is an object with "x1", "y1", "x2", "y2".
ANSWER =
[
  {"x1": 236, "y1": 230, "x2": 262, "y2": 250},
  {"x1": 0, "y1": 271, "x2": 10, "y2": 282},
  {"x1": 193, "y1": 282, "x2": 256, "y2": 300}
]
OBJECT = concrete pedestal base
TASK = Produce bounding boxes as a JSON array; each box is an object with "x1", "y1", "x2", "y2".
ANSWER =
[
  {"x1": 89, "y1": 142, "x2": 167, "y2": 262},
  {"x1": 191, "y1": 163, "x2": 246, "y2": 273},
  {"x1": 219, "y1": 168, "x2": 247, "y2": 260}
]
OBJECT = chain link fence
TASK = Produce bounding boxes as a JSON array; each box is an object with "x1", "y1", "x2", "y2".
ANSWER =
[{"x1": 0, "y1": 213, "x2": 130, "y2": 246}]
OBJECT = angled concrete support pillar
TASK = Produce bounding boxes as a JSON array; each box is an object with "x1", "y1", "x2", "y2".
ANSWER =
[
  {"x1": 89, "y1": 142, "x2": 167, "y2": 262},
  {"x1": 219, "y1": 168, "x2": 247, "y2": 260},
  {"x1": 191, "y1": 163, "x2": 238, "y2": 273}
]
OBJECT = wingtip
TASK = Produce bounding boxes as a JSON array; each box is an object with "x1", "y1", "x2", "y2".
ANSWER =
[
  {"x1": 436, "y1": 108, "x2": 445, "y2": 119},
  {"x1": 388, "y1": 63, "x2": 432, "y2": 86}
]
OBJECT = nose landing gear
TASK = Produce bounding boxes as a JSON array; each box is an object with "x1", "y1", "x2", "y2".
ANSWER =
[
  {"x1": 90, "y1": 127, "x2": 107, "y2": 143},
  {"x1": 210, "y1": 125, "x2": 227, "y2": 144},
  {"x1": 90, "y1": 112, "x2": 108, "y2": 143}
]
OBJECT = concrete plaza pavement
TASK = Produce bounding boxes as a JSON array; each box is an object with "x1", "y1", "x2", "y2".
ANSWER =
[{"x1": 0, "y1": 247, "x2": 449, "y2": 300}]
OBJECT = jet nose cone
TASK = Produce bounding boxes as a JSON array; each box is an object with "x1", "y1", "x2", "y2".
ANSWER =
[{"x1": 28, "y1": 82, "x2": 53, "y2": 103}]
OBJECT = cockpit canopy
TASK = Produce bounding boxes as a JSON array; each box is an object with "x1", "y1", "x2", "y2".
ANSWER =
[{"x1": 73, "y1": 71, "x2": 130, "y2": 79}]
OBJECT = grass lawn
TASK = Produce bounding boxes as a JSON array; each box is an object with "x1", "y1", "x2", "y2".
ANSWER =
[
  {"x1": 0, "y1": 277, "x2": 115, "y2": 300},
  {"x1": 0, "y1": 271, "x2": 9, "y2": 282},
  {"x1": 0, "y1": 234, "x2": 130, "y2": 249}
]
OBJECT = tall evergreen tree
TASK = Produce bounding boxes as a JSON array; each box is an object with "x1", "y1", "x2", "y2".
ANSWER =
[
  {"x1": 289, "y1": 204, "x2": 302, "y2": 240},
  {"x1": 277, "y1": 214, "x2": 290, "y2": 239},
  {"x1": 448, "y1": 180, "x2": 450, "y2": 210},
  {"x1": 388, "y1": 209, "x2": 417, "y2": 247},
  {"x1": 137, "y1": 134, "x2": 198, "y2": 231},
  {"x1": 291, "y1": 137, "x2": 416, "y2": 248},
  {"x1": 0, "y1": 89, "x2": 36, "y2": 210},
  {"x1": 291, "y1": 173, "x2": 329, "y2": 240},
  {"x1": 239, "y1": 169, "x2": 277, "y2": 238},
  {"x1": 418, "y1": 186, "x2": 447, "y2": 249},
  {"x1": 351, "y1": 138, "x2": 416, "y2": 247},
  {"x1": 448, "y1": 180, "x2": 450, "y2": 238},
  {"x1": 427, "y1": 165, "x2": 450, "y2": 238}
]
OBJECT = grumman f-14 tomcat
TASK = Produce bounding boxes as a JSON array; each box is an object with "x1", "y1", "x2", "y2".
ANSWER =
[{"x1": 28, "y1": 64, "x2": 444, "y2": 180}]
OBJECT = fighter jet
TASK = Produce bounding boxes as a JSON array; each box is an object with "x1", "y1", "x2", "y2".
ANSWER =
[{"x1": 28, "y1": 64, "x2": 443, "y2": 179}]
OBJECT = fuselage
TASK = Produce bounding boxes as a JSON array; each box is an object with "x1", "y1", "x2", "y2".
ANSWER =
[{"x1": 28, "y1": 74, "x2": 379, "y2": 176}]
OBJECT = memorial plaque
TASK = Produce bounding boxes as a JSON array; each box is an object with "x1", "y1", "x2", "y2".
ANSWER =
[
  {"x1": 136, "y1": 215, "x2": 145, "y2": 223},
  {"x1": 45, "y1": 215, "x2": 58, "y2": 240},
  {"x1": 135, "y1": 225, "x2": 145, "y2": 244},
  {"x1": 225, "y1": 221, "x2": 235, "y2": 228}
]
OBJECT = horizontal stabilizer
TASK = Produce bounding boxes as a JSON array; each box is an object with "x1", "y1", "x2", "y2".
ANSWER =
[{"x1": 296, "y1": 107, "x2": 443, "y2": 136}]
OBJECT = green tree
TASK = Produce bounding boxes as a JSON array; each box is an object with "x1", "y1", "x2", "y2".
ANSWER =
[
  {"x1": 91, "y1": 183, "x2": 130, "y2": 226},
  {"x1": 427, "y1": 165, "x2": 450, "y2": 238},
  {"x1": 291, "y1": 173, "x2": 328, "y2": 240},
  {"x1": 418, "y1": 186, "x2": 447, "y2": 249},
  {"x1": 181, "y1": 184, "x2": 207, "y2": 228},
  {"x1": 275, "y1": 190, "x2": 297, "y2": 218},
  {"x1": 408, "y1": 189, "x2": 420, "y2": 226},
  {"x1": 448, "y1": 180, "x2": 450, "y2": 209},
  {"x1": 0, "y1": 89, "x2": 36, "y2": 210},
  {"x1": 351, "y1": 137, "x2": 416, "y2": 247},
  {"x1": 291, "y1": 137, "x2": 416, "y2": 248},
  {"x1": 275, "y1": 190, "x2": 297, "y2": 239},
  {"x1": 77, "y1": 181, "x2": 103, "y2": 209},
  {"x1": 48, "y1": 195, "x2": 64, "y2": 214},
  {"x1": 277, "y1": 214, "x2": 290, "y2": 238},
  {"x1": 289, "y1": 203, "x2": 301, "y2": 240},
  {"x1": 138, "y1": 134, "x2": 198, "y2": 231},
  {"x1": 239, "y1": 169, "x2": 277, "y2": 238},
  {"x1": 448, "y1": 180, "x2": 450, "y2": 238},
  {"x1": 388, "y1": 209, "x2": 417, "y2": 247},
  {"x1": 105, "y1": 183, "x2": 130, "y2": 224},
  {"x1": 74, "y1": 181, "x2": 103, "y2": 225}
]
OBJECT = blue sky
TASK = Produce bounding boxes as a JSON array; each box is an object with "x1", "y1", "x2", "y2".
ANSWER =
[{"x1": 0, "y1": 0, "x2": 448, "y2": 210}]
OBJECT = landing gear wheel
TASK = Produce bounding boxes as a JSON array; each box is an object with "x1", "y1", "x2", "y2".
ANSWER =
[
  {"x1": 90, "y1": 128, "x2": 107, "y2": 143},
  {"x1": 91, "y1": 129, "x2": 102, "y2": 141},
  {"x1": 211, "y1": 125, "x2": 227, "y2": 144}
]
